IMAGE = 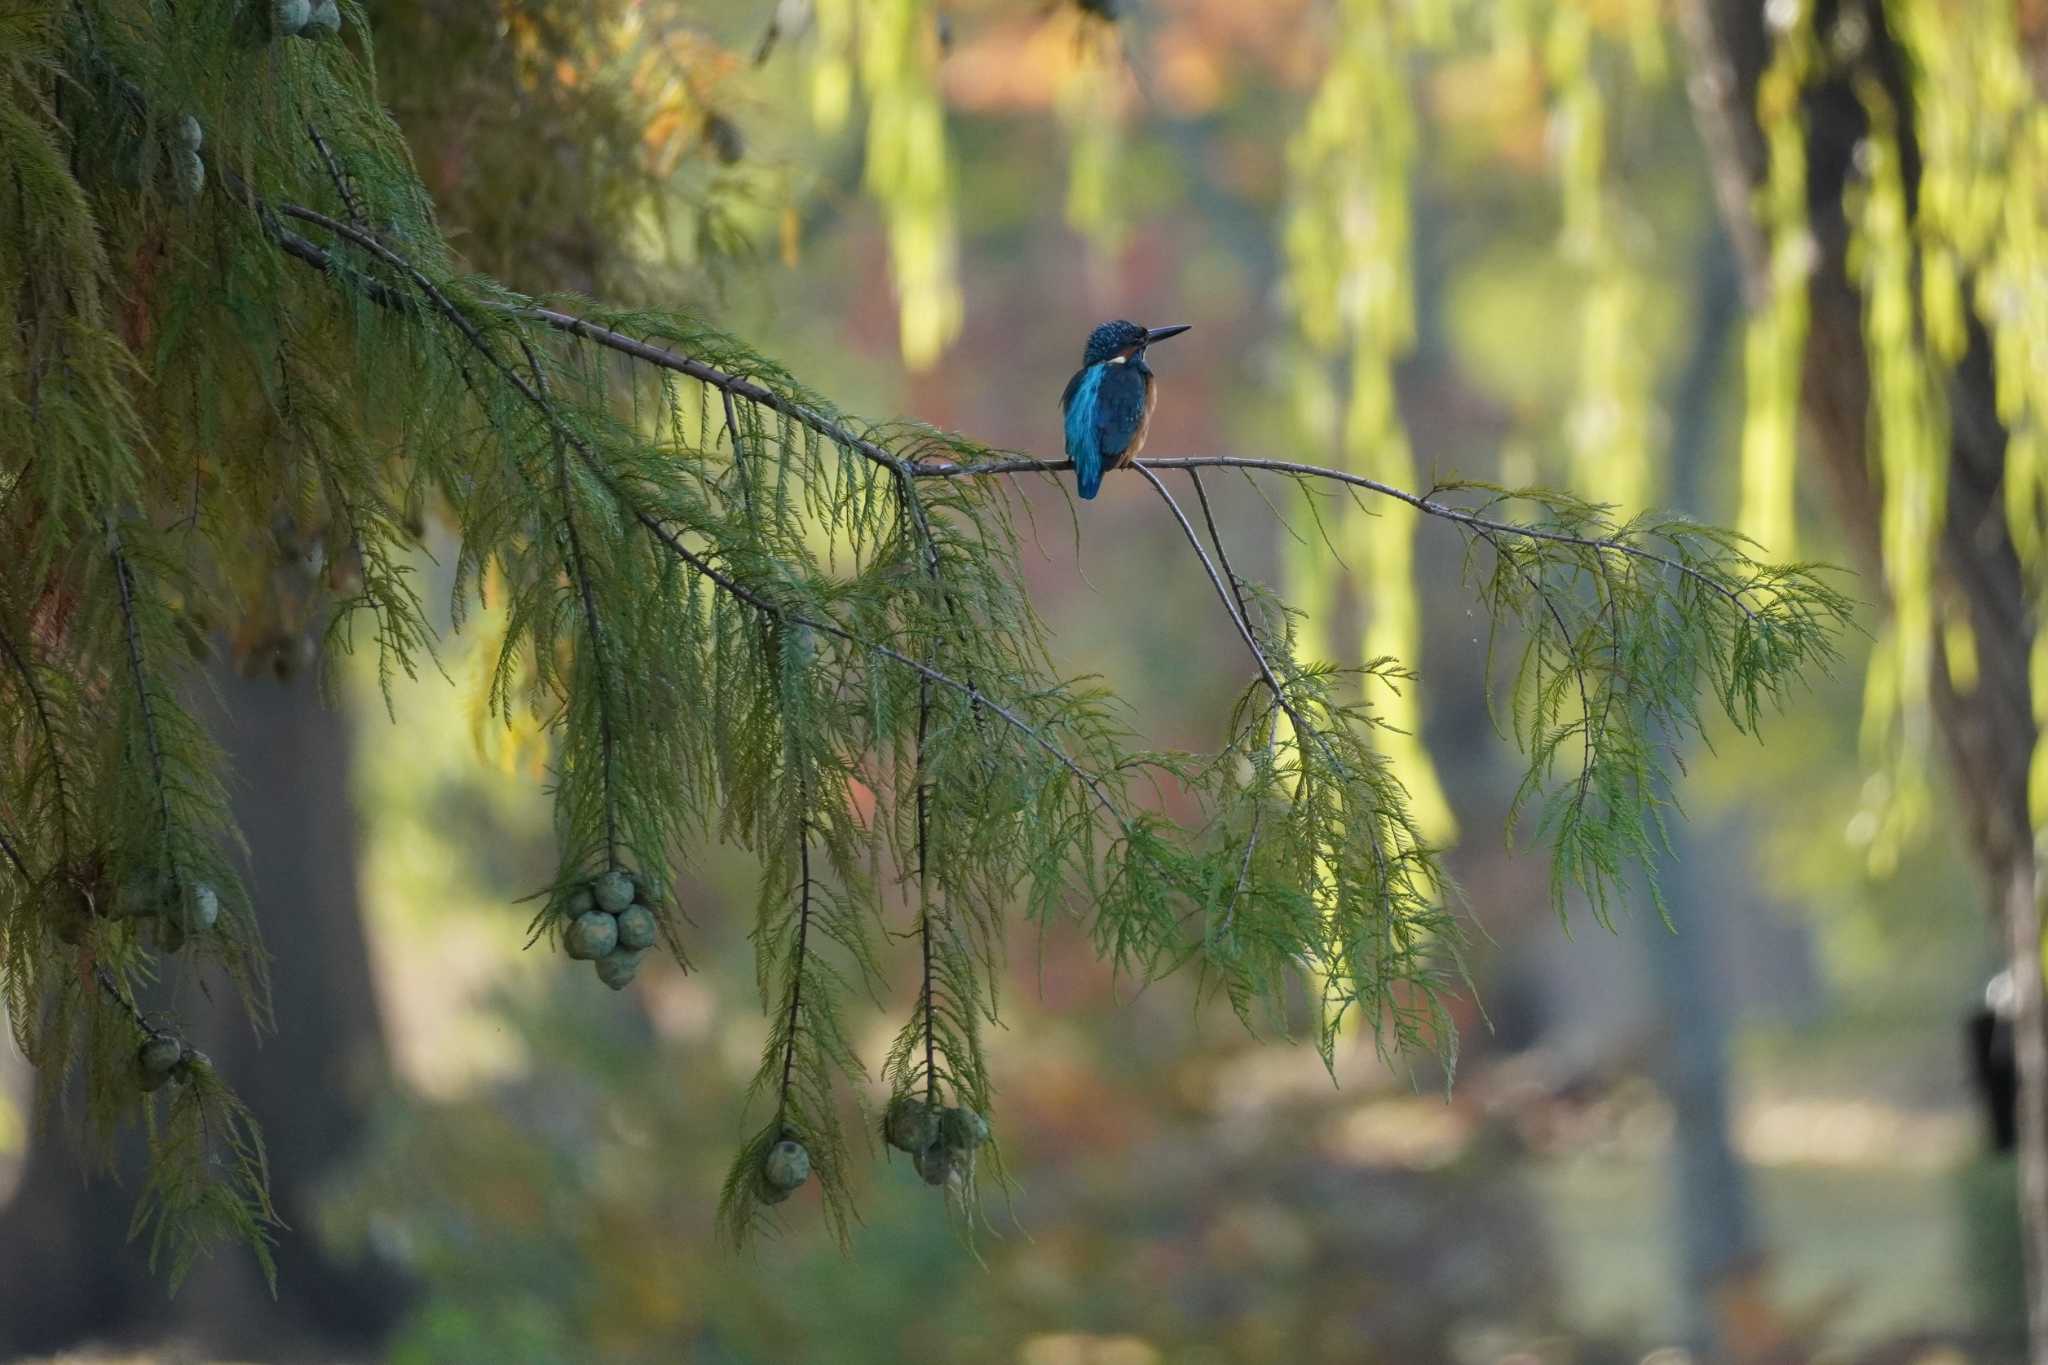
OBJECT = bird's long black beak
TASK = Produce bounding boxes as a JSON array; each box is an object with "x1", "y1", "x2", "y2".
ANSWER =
[{"x1": 1145, "y1": 324, "x2": 1192, "y2": 345}]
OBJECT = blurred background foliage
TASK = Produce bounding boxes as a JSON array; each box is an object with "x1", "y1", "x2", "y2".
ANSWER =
[{"x1": 0, "y1": 0, "x2": 2025, "y2": 1361}]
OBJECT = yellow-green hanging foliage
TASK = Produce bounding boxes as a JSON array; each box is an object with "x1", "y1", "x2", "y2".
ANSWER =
[
  {"x1": 1882, "y1": 5, "x2": 2048, "y2": 830},
  {"x1": 1282, "y1": 0, "x2": 1457, "y2": 845},
  {"x1": 1540, "y1": 0, "x2": 1659, "y2": 519},
  {"x1": 1056, "y1": 13, "x2": 1131, "y2": 258},
  {"x1": 1737, "y1": 5, "x2": 1814, "y2": 561},
  {"x1": 806, "y1": 0, "x2": 961, "y2": 370}
]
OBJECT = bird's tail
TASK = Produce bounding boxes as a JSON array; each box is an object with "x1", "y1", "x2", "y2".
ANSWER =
[{"x1": 1075, "y1": 453, "x2": 1102, "y2": 500}]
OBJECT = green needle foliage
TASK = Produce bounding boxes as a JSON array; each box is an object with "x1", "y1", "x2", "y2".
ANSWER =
[{"x1": 0, "y1": 0, "x2": 1848, "y2": 1279}]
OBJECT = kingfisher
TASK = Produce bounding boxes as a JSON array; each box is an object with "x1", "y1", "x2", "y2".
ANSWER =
[{"x1": 1060, "y1": 319, "x2": 1190, "y2": 500}]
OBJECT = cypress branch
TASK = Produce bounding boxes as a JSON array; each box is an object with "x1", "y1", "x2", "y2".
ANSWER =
[
  {"x1": 521, "y1": 336, "x2": 623, "y2": 867},
  {"x1": 108, "y1": 523, "x2": 176, "y2": 871},
  {"x1": 2, "y1": 25, "x2": 1851, "y2": 1265},
  {"x1": 0, "y1": 613, "x2": 75, "y2": 861},
  {"x1": 0, "y1": 815, "x2": 31, "y2": 885}
]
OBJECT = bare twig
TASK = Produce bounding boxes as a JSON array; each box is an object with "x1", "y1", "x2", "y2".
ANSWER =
[
  {"x1": 1135, "y1": 466, "x2": 1310, "y2": 750},
  {"x1": 1185, "y1": 469, "x2": 1276, "y2": 928},
  {"x1": 1186, "y1": 470, "x2": 1267, "y2": 670}
]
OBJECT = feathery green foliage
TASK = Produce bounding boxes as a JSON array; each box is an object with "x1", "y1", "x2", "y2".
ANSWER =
[{"x1": 0, "y1": 0, "x2": 1849, "y2": 1279}]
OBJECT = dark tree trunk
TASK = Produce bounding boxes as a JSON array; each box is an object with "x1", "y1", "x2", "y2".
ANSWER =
[
  {"x1": 0, "y1": 662, "x2": 410, "y2": 1359},
  {"x1": 1680, "y1": 1, "x2": 2044, "y2": 1355}
]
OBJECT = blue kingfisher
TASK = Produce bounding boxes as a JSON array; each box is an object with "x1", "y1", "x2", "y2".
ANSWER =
[{"x1": 1060, "y1": 319, "x2": 1190, "y2": 500}]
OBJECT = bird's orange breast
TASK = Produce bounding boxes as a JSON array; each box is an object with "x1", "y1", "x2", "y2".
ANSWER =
[{"x1": 1116, "y1": 378, "x2": 1159, "y2": 469}]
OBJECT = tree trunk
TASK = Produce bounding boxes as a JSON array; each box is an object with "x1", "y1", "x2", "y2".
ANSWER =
[
  {"x1": 0, "y1": 661, "x2": 409, "y2": 1360},
  {"x1": 1681, "y1": 0, "x2": 2043, "y2": 1355},
  {"x1": 1649, "y1": 224, "x2": 1767, "y2": 1364}
]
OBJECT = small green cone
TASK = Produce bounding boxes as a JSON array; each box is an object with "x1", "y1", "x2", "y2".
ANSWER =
[
  {"x1": 939, "y1": 1106, "x2": 989, "y2": 1151},
  {"x1": 272, "y1": 0, "x2": 310, "y2": 36},
  {"x1": 884, "y1": 1096, "x2": 939, "y2": 1154},
  {"x1": 566, "y1": 910, "x2": 619, "y2": 961},
  {"x1": 173, "y1": 149, "x2": 204, "y2": 202},
  {"x1": 115, "y1": 873, "x2": 166, "y2": 919},
  {"x1": 614, "y1": 904, "x2": 657, "y2": 952},
  {"x1": 764, "y1": 1140, "x2": 811, "y2": 1192},
  {"x1": 303, "y1": 0, "x2": 339, "y2": 35},
  {"x1": 912, "y1": 1143, "x2": 953, "y2": 1187},
  {"x1": 137, "y1": 1037, "x2": 184, "y2": 1092},
  {"x1": 595, "y1": 947, "x2": 644, "y2": 990},
  {"x1": 593, "y1": 870, "x2": 634, "y2": 913}
]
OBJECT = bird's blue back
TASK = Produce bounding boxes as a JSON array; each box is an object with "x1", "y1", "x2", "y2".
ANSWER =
[{"x1": 1061, "y1": 360, "x2": 1152, "y2": 500}]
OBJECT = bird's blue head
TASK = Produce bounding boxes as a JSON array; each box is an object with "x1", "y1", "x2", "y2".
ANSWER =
[{"x1": 1082, "y1": 319, "x2": 1191, "y2": 366}]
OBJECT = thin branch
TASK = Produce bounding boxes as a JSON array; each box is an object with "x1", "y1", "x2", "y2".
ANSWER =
[
  {"x1": 0, "y1": 813, "x2": 32, "y2": 884},
  {"x1": 721, "y1": 386, "x2": 760, "y2": 527},
  {"x1": 1136, "y1": 465, "x2": 1311, "y2": 746},
  {"x1": 513, "y1": 305, "x2": 916, "y2": 478},
  {"x1": 777, "y1": 794, "x2": 814, "y2": 1125},
  {"x1": 264, "y1": 218, "x2": 416, "y2": 313},
  {"x1": 109, "y1": 526, "x2": 176, "y2": 875},
  {"x1": 519, "y1": 337, "x2": 623, "y2": 866},
  {"x1": 919, "y1": 454, "x2": 1769, "y2": 622},
  {"x1": 493, "y1": 303, "x2": 1773, "y2": 631},
  {"x1": 1136, "y1": 465, "x2": 1395, "y2": 897},
  {"x1": 306, "y1": 125, "x2": 366, "y2": 227},
  {"x1": 915, "y1": 663, "x2": 936, "y2": 1108},
  {"x1": 1467, "y1": 522, "x2": 1600, "y2": 809},
  {"x1": 0, "y1": 615, "x2": 73, "y2": 860},
  {"x1": 93, "y1": 965, "x2": 174, "y2": 1042},
  {"x1": 268, "y1": 205, "x2": 1130, "y2": 826},
  {"x1": 636, "y1": 506, "x2": 1127, "y2": 824},
  {"x1": 1186, "y1": 469, "x2": 1277, "y2": 929},
  {"x1": 1187, "y1": 470, "x2": 1266, "y2": 676}
]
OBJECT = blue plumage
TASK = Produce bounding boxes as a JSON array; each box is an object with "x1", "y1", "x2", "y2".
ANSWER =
[
  {"x1": 1062, "y1": 363, "x2": 1111, "y2": 499},
  {"x1": 1059, "y1": 319, "x2": 1188, "y2": 501}
]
